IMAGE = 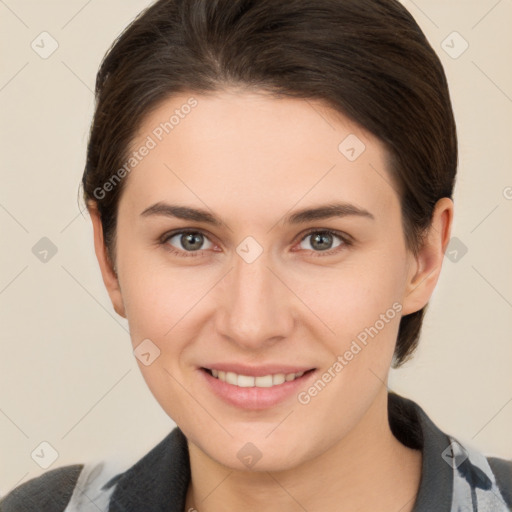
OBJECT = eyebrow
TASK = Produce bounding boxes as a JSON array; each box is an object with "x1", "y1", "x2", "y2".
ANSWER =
[{"x1": 140, "y1": 201, "x2": 375, "y2": 226}]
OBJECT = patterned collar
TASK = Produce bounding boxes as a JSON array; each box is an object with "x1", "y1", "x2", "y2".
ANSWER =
[{"x1": 62, "y1": 392, "x2": 511, "y2": 511}]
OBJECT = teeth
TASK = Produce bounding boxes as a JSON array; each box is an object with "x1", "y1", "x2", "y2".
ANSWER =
[
  {"x1": 272, "y1": 373, "x2": 285, "y2": 385},
  {"x1": 255, "y1": 375, "x2": 273, "y2": 387},
  {"x1": 209, "y1": 369, "x2": 308, "y2": 387},
  {"x1": 238, "y1": 374, "x2": 255, "y2": 387},
  {"x1": 226, "y1": 372, "x2": 237, "y2": 385}
]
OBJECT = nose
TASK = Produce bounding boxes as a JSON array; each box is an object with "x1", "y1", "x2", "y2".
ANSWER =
[{"x1": 215, "y1": 249, "x2": 294, "y2": 351}]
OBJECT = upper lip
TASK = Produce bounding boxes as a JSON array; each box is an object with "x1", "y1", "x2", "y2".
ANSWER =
[{"x1": 201, "y1": 364, "x2": 316, "y2": 377}]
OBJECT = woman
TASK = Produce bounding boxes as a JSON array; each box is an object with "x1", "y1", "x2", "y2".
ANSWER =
[{"x1": 2, "y1": 0, "x2": 510, "y2": 511}]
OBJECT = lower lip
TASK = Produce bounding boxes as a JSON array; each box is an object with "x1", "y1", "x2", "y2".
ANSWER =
[{"x1": 199, "y1": 368, "x2": 317, "y2": 410}]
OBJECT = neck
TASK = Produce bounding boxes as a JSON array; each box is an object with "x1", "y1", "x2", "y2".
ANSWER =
[{"x1": 185, "y1": 387, "x2": 422, "y2": 512}]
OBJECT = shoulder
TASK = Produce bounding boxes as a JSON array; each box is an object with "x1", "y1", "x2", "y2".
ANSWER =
[
  {"x1": 448, "y1": 436, "x2": 512, "y2": 511},
  {"x1": 0, "y1": 464, "x2": 84, "y2": 512},
  {"x1": 0, "y1": 429, "x2": 186, "y2": 512},
  {"x1": 487, "y1": 455, "x2": 512, "y2": 507},
  {"x1": 1, "y1": 458, "x2": 125, "y2": 512},
  {"x1": 388, "y1": 393, "x2": 512, "y2": 510}
]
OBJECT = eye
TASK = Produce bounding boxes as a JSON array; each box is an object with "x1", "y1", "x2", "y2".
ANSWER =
[
  {"x1": 161, "y1": 230, "x2": 214, "y2": 257},
  {"x1": 160, "y1": 228, "x2": 351, "y2": 259},
  {"x1": 296, "y1": 229, "x2": 351, "y2": 256}
]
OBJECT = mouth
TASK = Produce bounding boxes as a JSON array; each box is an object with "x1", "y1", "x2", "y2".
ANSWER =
[
  {"x1": 199, "y1": 366, "x2": 317, "y2": 409},
  {"x1": 201, "y1": 367, "x2": 315, "y2": 388}
]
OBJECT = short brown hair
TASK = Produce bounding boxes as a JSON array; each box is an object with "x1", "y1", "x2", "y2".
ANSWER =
[{"x1": 81, "y1": 0, "x2": 458, "y2": 367}]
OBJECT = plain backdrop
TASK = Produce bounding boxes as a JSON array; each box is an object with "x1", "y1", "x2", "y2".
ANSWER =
[{"x1": 1, "y1": 0, "x2": 511, "y2": 496}]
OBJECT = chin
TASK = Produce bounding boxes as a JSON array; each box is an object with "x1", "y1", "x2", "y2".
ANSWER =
[{"x1": 194, "y1": 428, "x2": 313, "y2": 473}]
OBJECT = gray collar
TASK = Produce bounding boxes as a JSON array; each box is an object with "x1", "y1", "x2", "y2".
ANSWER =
[{"x1": 62, "y1": 392, "x2": 510, "y2": 511}]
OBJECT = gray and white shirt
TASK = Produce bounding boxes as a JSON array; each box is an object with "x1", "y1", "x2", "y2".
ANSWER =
[{"x1": 2, "y1": 392, "x2": 511, "y2": 511}]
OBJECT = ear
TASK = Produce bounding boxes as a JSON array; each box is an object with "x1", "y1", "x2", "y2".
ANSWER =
[
  {"x1": 401, "y1": 197, "x2": 454, "y2": 316},
  {"x1": 88, "y1": 204, "x2": 126, "y2": 318}
]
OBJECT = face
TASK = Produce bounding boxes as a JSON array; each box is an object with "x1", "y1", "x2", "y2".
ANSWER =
[{"x1": 95, "y1": 89, "x2": 429, "y2": 472}]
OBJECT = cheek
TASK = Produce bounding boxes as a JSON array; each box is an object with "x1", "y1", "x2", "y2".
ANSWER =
[
  {"x1": 120, "y1": 254, "x2": 209, "y2": 341},
  {"x1": 289, "y1": 258, "x2": 405, "y2": 429},
  {"x1": 296, "y1": 250, "x2": 406, "y2": 336},
  {"x1": 119, "y1": 262, "x2": 208, "y2": 424},
  {"x1": 295, "y1": 248, "x2": 407, "y2": 390}
]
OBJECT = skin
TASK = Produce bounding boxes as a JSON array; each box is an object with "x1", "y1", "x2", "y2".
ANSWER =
[{"x1": 89, "y1": 89, "x2": 453, "y2": 512}]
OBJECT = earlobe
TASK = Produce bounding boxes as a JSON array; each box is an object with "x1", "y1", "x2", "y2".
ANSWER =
[
  {"x1": 401, "y1": 198, "x2": 454, "y2": 316},
  {"x1": 88, "y1": 204, "x2": 127, "y2": 319}
]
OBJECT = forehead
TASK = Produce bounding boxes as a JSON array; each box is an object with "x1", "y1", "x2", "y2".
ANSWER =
[{"x1": 121, "y1": 90, "x2": 398, "y2": 223}]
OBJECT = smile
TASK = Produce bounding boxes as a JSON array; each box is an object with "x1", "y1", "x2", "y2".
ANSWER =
[
  {"x1": 204, "y1": 368, "x2": 311, "y2": 387},
  {"x1": 200, "y1": 366, "x2": 317, "y2": 409}
]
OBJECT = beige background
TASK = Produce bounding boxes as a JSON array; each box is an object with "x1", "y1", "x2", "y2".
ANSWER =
[{"x1": 1, "y1": 0, "x2": 511, "y2": 496}]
